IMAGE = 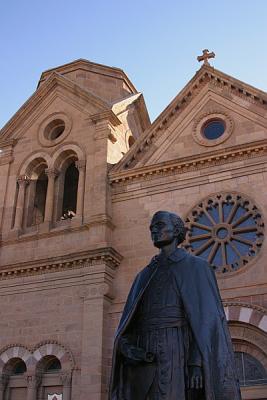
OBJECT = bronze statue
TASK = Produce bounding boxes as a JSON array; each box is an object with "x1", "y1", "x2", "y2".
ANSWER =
[{"x1": 109, "y1": 211, "x2": 241, "y2": 400}]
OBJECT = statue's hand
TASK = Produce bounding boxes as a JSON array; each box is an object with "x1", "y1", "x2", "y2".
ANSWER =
[
  {"x1": 119, "y1": 336, "x2": 155, "y2": 364},
  {"x1": 188, "y1": 366, "x2": 203, "y2": 390},
  {"x1": 125, "y1": 346, "x2": 155, "y2": 364}
]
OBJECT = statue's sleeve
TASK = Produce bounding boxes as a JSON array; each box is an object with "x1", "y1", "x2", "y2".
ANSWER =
[
  {"x1": 188, "y1": 329, "x2": 202, "y2": 367},
  {"x1": 177, "y1": 256, "x2": 225, "y2": 362}
]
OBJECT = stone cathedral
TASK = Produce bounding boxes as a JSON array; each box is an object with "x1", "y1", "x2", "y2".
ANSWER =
[{"x1": 0, "y1": 53, "x2": 266, "y2": 400}]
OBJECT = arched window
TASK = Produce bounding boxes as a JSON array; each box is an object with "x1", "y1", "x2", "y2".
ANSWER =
[
  {"x1": 21, "y1": 157, "x2": 48, "y2": 228},
  {"x1": 4, "y1": 357, "x2": 27, "y2": 375},
  {"x1": 3, "y1": 358, "x2": 27, "y2": 399},
  {"x1": 61, "y1": 162, "x2": 79, "y2": 219},
  {"x1": 44, "y1": 356, "x2": 62, "y2": 373},
  {"x1": 37, "y1": 356, "x2": 63, "y2": 399},
  {"x1": 31, "y1": 170, "x2": 48, "y2": 226},
  {"x1": 234, "y1": 352, "x2": 267, "y2": 386}
]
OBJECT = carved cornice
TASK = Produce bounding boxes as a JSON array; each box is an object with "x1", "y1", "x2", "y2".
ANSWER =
[
  {"x1": 85, "y1": 213, "x2": 115, "y2": 230},
  {"x1": 45, "y1": 168, "x2": 59, "y2": 179},
  {"x1": 0, "y1": 247, "x2": 122, "y2": 281},
  {"x1": 26, "y1": 374, "x2": 42, "y2": 388},
  {"x1": 0, "y1": 139, "x2": 17, "y2": 165},
  {"x1": 113, "y1": 65, "x2": 267, "y2": 171},
  {"x1": 75, "y1": 159, "x2": 86, "y2": 171},
  {"x1": 90, "y1": 110, "x2": 121, "y2": 127},
  {"x1": 109, "y1": 139, "x2": 267, "y2": 187},
  {"x1": 17, "y1": 175, "x2": 30, "y2": 186}
]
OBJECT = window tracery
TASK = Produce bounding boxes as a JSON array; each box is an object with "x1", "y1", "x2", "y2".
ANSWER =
[
  {"x1": 183, "y1": 193, "x2": 264, "y2": 273},
  {"x1": 234, "y1": 352, "x2": 267, "y2": 386}
]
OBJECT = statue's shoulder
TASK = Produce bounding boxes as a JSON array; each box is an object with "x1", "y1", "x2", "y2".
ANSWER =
[
  {"x1": 170, "y1": 248, "x2": 212, "y2": 273},
  {"x1": 138, "y1": 255, "x2": 158, "y2": 275},
  {"x1": 180, "y1": 251, "x2": 217, "y2": 278}
]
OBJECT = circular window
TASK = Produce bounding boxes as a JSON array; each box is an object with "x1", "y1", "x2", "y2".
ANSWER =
[
  {"x1": 193, "y1": 111, "x2": 233, "y2": 146},
  {"x1": 44, "y1": 119, "x2": 65, "y2": 141},
  {"x1": 38, "y1": 112, "x2": 72, "y2": 147},
  {"x1": 183, "y1": 193, "x2": 264, "y2": 274},
  {"x1": 202, "y1": 119, "x2": 225, "y2": 140}
]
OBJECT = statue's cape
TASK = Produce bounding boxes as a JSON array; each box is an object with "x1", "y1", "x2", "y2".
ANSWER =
[{"x1": 109, "y1": 248, "x2": 241, "y2": 400}]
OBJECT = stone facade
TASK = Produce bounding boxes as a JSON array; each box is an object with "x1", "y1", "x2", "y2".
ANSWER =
[{"x1": 0, "y1": 59, "x2": 266, "y2": 399}]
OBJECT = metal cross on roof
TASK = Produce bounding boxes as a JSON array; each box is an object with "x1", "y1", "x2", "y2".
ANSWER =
[{"x1": 197, "y1": 49, "x2": 215, "y2": 66}]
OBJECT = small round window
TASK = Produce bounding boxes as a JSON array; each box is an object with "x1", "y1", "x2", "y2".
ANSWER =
[
  {"x1": 202, "y1": 119, "x2": 225, "y2": 140},
  {"x1": 44, "y1": 119, "x2": 65, "y2": 141},
  {"x1": 38, "y1": 113, "x2": 72, "y2": 147}
]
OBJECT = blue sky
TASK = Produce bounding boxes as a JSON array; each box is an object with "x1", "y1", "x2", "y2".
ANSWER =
[{"x1": 0, "y1": 0, "x2": 267, "y2": 128}]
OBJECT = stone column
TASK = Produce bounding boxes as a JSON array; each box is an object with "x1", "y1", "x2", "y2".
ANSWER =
[
  {"x1": 0, "y1": 374, "x2": 9, "y2": 400},
  {"x1": 26, "y1": 375, "x2": 41, "y2": 400},
  {"x1": 14, "y1": 175, "x2": 30, "y2": 230},
  {"x1": 80, "y1": 281, "x2": 113, "y2": 400},
  {"x1": 44, "y1": 168, "x2": 58, "y2": 224},
  {"x1": 75, "y1": 160, "x2": 86, "y2": 218},
  {"x1": 60, "y1": 371, "x2": 72, "y2": 400}
]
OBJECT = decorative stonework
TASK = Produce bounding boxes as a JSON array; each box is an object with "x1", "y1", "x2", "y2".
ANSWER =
[
  {"x1": 0, "y1": 341, "x2": 75, "y2": 373},
  {"x1": 75, "y1": 159, "x2": 86, "y2": 171},
  {"x1": 223, "y1": 303, "x2": 267, "y2": 333},
  {"x1": 38, "y1": 112, "x2": 72, "y2": 147},
  {"x1": 17, "y1": 175, "x2": 30, "y2": 186},
  {"x1": 60, "y1": 371, "x2": 72, "y2": 387},
  {"x1": 109, "y1": 139, "x2": 267, "y2": 187},
  {"x1": 183, "y1": 193, "x2": 264, "y2": 274},
  {"x1": 0, "y1": 247, "x2": 122, "y2": 280},
  {"x1": 192, "y1": 110, "x2": 234, "y2": 146},
  {"x1": 26, "y1": 374, "x2": 42, "y2": 388}
]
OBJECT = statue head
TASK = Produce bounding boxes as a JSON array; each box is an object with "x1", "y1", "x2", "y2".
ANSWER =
[{"x1": 150, "y1": 211, "x2": 186, "y2": 249}]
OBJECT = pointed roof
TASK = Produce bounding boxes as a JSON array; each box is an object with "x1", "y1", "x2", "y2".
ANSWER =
[
  {"x1": 37, "y1": 58, "x2": 138, "y2": 94},
  {"x1": 111, "y1": 64, "x2": 267, "y2": 172},
  {"x1": 0, "y1": 72, "x2": 114, "y2": 142},
  {"x1": 112, "y1": 93, "x2": 151, "y2": 132}
]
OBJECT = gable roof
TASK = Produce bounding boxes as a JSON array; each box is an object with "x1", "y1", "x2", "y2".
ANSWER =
[
  {"x1": 0, "y1": 71, "x2": 112, "y2": 142},
  {"x1": 111, "y1": 64, "x2": 267, "y2": 172}
]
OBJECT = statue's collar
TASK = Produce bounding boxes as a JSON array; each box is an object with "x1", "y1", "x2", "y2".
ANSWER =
[
  {"x1": 150, "y1": 247, "x2": 187, "y2": 267},
  {"x1": 167, "y1": 247, "x2": 187, "y2": 262}
]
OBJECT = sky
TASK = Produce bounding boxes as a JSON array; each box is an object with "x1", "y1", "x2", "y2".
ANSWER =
[{"x1": 0, "y1": 0, "x2": 267, "y2": 129}]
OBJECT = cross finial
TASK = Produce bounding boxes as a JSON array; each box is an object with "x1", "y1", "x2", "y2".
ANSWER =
[{"x1": 197, "y1": 49, "x2": 215, "y2": 66}]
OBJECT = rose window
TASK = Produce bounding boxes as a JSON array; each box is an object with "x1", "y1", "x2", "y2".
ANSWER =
[{"x1": 183, "y1": 193, "x2": 264, "y2": 273}]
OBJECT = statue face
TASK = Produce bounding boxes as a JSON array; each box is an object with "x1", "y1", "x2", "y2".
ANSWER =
[{"x1": 150, "y1": 213, "x2": 176, "y2": 248}]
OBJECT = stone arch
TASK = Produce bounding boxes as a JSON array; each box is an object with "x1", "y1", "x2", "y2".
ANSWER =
[
  {"x1": 0, "y1": 345, "x2": 32, "y2": 373},
  {"x1": 233, "y1": 339, "x2": 267, "y2": 370},
  {"x1": 51, "y1": 143, "x2": 86, "y2": 221},
  {"x1": 51, "y1": 142, "x2": 85, "y2": 170},
  {"x1": 33, "y1": 341, "x2": 75, "y2": 372},
  {"x1": 223, "y1": 302, "x2": 267, "y2": 333},
  {"x1": 15, "y1": 152, "x2": 52, "y2": 230},
  {"x1": 19, "y1": 151, "x2": 52, "y2": 177}
]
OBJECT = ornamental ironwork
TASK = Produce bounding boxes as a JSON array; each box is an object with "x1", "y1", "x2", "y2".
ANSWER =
[{"x1": 183, "y1": 193, "x2": 264, "y2": 273}]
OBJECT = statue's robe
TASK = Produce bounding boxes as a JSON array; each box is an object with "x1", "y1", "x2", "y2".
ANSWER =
[{"x1": 109, "y1": 248, "x2": 241, "y2": 400}]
